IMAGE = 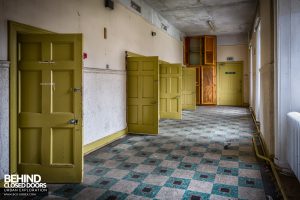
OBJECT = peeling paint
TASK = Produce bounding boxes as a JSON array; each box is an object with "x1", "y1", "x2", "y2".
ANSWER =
[{"x1": 144, "y1": 0, "x2": 257, "y2": 35}]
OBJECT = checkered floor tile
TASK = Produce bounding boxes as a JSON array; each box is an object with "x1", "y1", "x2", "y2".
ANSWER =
[{"x1": 46, "y1": 106, "x2": 271, "y2": 200}]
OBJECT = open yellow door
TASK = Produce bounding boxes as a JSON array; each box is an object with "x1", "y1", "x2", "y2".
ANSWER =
[
  {"x1": 160, "y1": 64, "x2": 182, "y2": 119},
  {"x1": 127, "y1": 56, "x2": 159, "y2": 134},
  {"x1": 218, "y1": 62, "x2": 243, "y2": 106},
  {"x1": 17, "y1": 34, "x2": 82, "y2": 183},
  {"x1": 182, "y1": 67, "x2": 196, "y2": 110}
]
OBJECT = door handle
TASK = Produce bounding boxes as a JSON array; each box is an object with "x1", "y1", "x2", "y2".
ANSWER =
[
  {"x1": 172, "y1": 96, "x2": 180, "y2": 99},
  {"x1": 68, "y1": 119, "x2": 78, "y2": 125},
  {"x1": 151, "y1": 101, "x2": 157, "y2": 105}
]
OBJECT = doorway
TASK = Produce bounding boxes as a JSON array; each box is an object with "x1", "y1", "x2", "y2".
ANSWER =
[{"x1": 217, "y1": 62, "x2": 243, "y2": 106}]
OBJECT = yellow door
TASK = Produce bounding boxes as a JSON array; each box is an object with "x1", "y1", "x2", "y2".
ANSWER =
[
  {"x1": 182, "y1": 67, "x2": 196, "y2": 110},
  {"x1": 218, "y1": 62, "x2": 243, "y2": 106},
  {"x1": 127, "y1": 57, "x2": 159, "y2": 134},
  {"x1": 17, "y1": 34, "x2": 82, "y2": 183},
  {"x1": 160, "y1": 64, "x2": 182, "y2": 119}
]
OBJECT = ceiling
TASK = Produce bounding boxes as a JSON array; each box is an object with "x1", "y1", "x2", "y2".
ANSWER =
[{"x1": 144, "y1": 0, "x2": 257, "y2": 36}]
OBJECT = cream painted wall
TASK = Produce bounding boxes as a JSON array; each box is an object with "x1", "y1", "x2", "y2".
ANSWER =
[
  {"x1": 249, "y1": 0, "x2": 275, "y2": 157},
  {"x1": 0, "y1": 0, "x2": 183, "y2": 149},
  {"x1": 259, "y1": 0, "x2": 275, "y2": 156},
  {"x1": 0, "y1": 0, "x2": 183, "y2": 65},
  {"x1": 217, "y1": 45, "x2": 249, "y2": 104},
  {"x1": 275, "y1": 0, "x2": 300, "y2": 167}
]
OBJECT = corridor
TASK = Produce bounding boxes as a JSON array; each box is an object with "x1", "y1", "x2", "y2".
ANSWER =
[{"x1": 46, "y1": 107, "x2": 273, "y2": 200}]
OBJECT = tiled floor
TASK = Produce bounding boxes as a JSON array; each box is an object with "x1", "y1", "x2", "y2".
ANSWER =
[{"x1": 46, "y1": 106, "x2": 273, "y2": 200}]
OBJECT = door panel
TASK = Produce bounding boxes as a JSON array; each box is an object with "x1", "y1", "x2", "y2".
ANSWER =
[
  {"x1": 51, "y1": 128, "x2": 74, "y2": 164},
  {"x1": 17, "y1": 34, "x2": 82, "y2": 183},
  {"x1": 195, "y1": 67, "x2": 201, "y2": 105},
  {"x1": 19, "y1": 128, "x2": 42, "y2": 164},
  {"x1": 127, "y1": 57, "x2": 159, "y2": 134},
  {"x1": 182, "y1": 68, "x2": 196, "y2": 110},
  {"x1": 20, "y1": 42, "x2": 42, "y2": 61},
  {"x1": 52, "y1": 42, "x2": 74, "y2": 61},
  {"x1": 204, "y1": 36, "x2": 216, "y2": 65},
  {"x1": 20, "y1": 70, "x2": 42, "y2": 113},
  {"x1": 52, "y1": 70, "x2": 74, "y2": 113},
  {"x1": 160, "y1": 64, "x2": 182, "y2": 119},
  {"x1": 218, "y1": 62, "x2": 243, "y2": 106}
]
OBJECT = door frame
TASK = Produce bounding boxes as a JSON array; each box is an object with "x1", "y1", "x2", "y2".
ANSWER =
[{"x1": 217, "y1": 61, "x2": 244, "y2": 106}]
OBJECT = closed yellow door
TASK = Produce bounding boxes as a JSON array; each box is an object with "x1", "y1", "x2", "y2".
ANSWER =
[
  {"x1": 127, "y1": 57, "x2": 159, "y2": 134},
  {"x1": 160, "y1": 64, "x2": 182, "y2": 119},
  {"x1": 182, "y1": 67, "x2": 196, "y2": 110},
  {"x1": 17, "y1": 34, "x2": 82, "y2": 183},
  {"x1": 218, "y1": 62, "x2": 243, "y2": 106}
]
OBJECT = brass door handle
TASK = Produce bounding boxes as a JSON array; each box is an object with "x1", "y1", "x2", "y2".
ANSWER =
[{"x1": 151, "y1": 101, "x2": 157, "y2": 105}]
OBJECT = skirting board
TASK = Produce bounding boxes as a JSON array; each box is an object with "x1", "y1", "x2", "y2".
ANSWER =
[
  {"x1": 243, "y1": 103, "x2": 250, "y2": 107},
  {"x1": 83, "y1": 128, "x2": 128, "y2": 155},
  {"x1": 183, "y1": 106, "x2": 196, "y2": 111}
]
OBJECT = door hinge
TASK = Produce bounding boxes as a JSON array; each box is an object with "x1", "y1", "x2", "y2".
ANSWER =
[
  {"x1": 68, "y1": 119, "x2": 78, "y2": 125},
  {"x1": 72, "y1": 88, "x2": 82, "y2": 93}
]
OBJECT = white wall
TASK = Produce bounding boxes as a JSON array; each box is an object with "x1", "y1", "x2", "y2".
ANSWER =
[
  {"x1": 290, "y1": 0, "x2": 300, "y2": 112},
  {"x1": 217, "y1": 44, "x2": 249, "y2": 104},
  {"x1": 275, "y1": 0, "x2": 300, "y2": 167},
  {"x1": 0, "y1": 61, "x2": 9, "y2": 179},
  {"x1": 0, "y1": 0, "x2": 182, "y2": 149},
  {"x1": 0, "y1": 0, "x2": 183, "y2": 67},
  {"x1": 83, "y1": 69, "x2": 126, "y2": 144}
]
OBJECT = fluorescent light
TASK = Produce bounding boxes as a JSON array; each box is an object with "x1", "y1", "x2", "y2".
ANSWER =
[{"x1": 207, "y1": 20, "x2": 215, "y2": 31}]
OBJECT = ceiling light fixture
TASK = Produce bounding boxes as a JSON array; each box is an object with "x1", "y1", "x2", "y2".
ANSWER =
[{"x1": 207, "y1": 20, "x2": 215, "y2": 31}]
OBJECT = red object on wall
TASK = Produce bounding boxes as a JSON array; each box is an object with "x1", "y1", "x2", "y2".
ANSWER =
[{"x1": 83, "y1": 52, "x2": 87, "y2": 59}]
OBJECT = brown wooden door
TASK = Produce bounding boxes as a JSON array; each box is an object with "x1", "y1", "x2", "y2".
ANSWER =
[
  {"x1": 204, "y1": 36, "x2": 216, "y2": 65},
  {"x1": 201, "y1": 65, "x2": 216, "y2": 105}
]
